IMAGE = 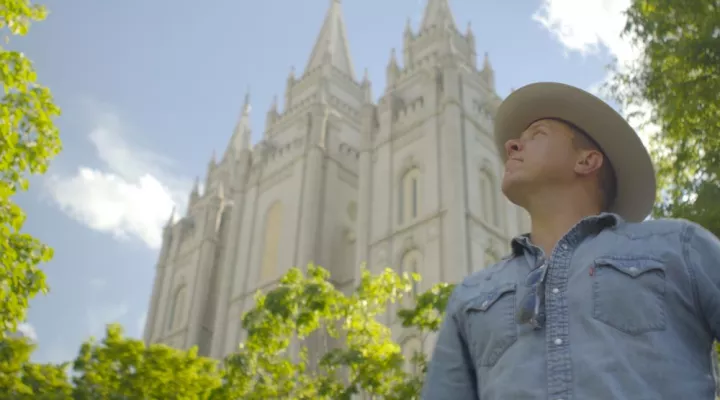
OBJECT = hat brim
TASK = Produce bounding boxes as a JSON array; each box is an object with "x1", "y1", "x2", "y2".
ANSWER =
[{"x1": 494, "y1": 82, "x2": 656, "y2": 222}]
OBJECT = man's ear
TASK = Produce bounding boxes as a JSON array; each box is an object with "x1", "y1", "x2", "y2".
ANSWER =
[{"x1": 574, "y1": 149, "x2": 604, "y2": 177}]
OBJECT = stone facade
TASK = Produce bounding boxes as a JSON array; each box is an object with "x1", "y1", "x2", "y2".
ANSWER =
[{"x1": 142, "y1": 0, "x2": 531, "y2": 361}]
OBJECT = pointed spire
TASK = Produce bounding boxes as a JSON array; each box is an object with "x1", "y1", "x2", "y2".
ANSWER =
[
  {"x1": 227, "y1": 88, "x2": 253, "y2": 155},
  {"x1": 304, "y1": 0, "x2": 356, "y2": 79},
  {"x1": 188, "y1": 177, "x2": 200, "y2": 207},
  {"x1": 165, "y1": 206, "x2": 176, "y2": 229},
  {"x1": 266, "y1": 95, "x2": 278, "y2": 128},
  {"x1": 483, "y1": 52, "x2": 492, "y2": 70},
  {"x1": 386, "y1": 48, "x2": 400, "y2": 90},
  {"x1": 242, "y1": 88, "x2": 251, "y2": 116},
  {"x1": 285, "y1": 66, "x2": 295, "y2": 110},
  {"x1": 389, "y1": 48, "x2": 398, "y2": 67},
  {"x1": 420, "y1": 0, "x2": 457, "y2": 32},
  {"x1": 287, "y1": 65, "x2": 296, "y2": 83},
  {"x1": 481, "y1": 52, "x2": 495, "y2": 91},
  {"x1": 361, "y1": 68, "x2": 372, "y2": 103},
  {"x1": 404, "y1": 17, "x2": 413, "y2": 37}
]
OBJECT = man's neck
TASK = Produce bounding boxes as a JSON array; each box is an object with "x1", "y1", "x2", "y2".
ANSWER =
[{"x1": 526, "y1": 191, "x2": 601, "y2": 257}]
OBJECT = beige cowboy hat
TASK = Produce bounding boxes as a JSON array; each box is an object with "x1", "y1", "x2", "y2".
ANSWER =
[{"x1": 493, "y1": 82, "x2": 656, "y2": 222}]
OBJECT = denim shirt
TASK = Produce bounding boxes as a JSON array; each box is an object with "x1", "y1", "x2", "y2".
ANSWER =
[{"x1": 422, "y1": 213, "x2": 720, "y2": 400}]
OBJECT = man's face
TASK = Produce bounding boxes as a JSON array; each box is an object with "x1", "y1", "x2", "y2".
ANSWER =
[{"x1": 501, "y1": 119, "x2": 580, "y2": 204}]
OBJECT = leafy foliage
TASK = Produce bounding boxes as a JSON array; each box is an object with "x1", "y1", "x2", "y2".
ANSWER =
[
  {"x1": 0, "y1": 0, "x2": 62, "y2": 335},
  {"x1": 0, "y1": 336, "x2": 72, "y2": 399},
  {"x1": 215, "y1": 265, "x2": 452, "y2": 400},
  {"x1": 609, "y1": 0, "x2": 720, "y2": 234},
  {"x1": 1, "y1": 267, "x2": 452, "y2": 398},
  {"x1": 71, "y1": 324, "x2": 222, "y2": 399}
]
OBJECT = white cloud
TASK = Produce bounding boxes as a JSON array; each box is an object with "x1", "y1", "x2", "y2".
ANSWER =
[
  {"x1": 46, "y1": 108, "x2": 190, "y2": 249},
  {"x1": 533, "y1": 0, "x2": 635, "y2": 64},
  {"x1": 17, "y1": 322, "x2": 38, "y2": 341},
  {"x1": 533, "y1": 0, "x2": 659, "y2": 146}
]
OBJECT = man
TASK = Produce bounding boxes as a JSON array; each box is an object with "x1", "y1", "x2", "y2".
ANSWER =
[{"x1": 422, "y1": 82, "x2": 720, "y2": 399}]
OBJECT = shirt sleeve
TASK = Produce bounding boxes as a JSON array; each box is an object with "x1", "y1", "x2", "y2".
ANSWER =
[
  {"x1": 421, "y1": 287, "x2": 478, "y2": 400},
  {"x1": 684, "y1": 222, "x2": 720, "y2": 339}
]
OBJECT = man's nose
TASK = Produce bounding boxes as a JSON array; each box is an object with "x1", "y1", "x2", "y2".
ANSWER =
[{"x1": 505, "y1": 138, "x2": 522, "y2": 157}]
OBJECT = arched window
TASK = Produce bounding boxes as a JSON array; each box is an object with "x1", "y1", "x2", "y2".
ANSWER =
[
  {"x1": 167, "y1": 285, "x2": 187, "y2": 331},
  {"x1": 480, "y1": 168, "x2": 499, "y2": 226},
  {"x1": 401, "y1": 249, "x2": 422, "y2": 297},
  {"x1": 399, "y1": 168, "x2": 421, "y2": 224},
  {"x1": 260, "y1": 201, "x2": 283, "y2": 282}
]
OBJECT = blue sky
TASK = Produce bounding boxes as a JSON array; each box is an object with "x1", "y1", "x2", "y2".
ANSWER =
[{"x1": 13, "y1": 0, "x2": 638, "y2": 363}]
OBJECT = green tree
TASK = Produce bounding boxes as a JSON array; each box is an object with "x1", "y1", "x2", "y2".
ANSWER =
[
  {"x1": 0, "y1": 336, "x2": 73, "y2": 399},
  {"x1": 610, "y1": 0, "x2": 720, "y2": 234},
  {"x1": 0, "y1": 0, "x2": 62, "y2": 335},
  {"x1": 70, "y1": 324, "x2": 222, "y2": 399},
  {"x1": 0, "y1": 267, "x2": 452, "y2": 398},
  {"x1": 214, "y1": 265, "x2": 453, "y2": 400}
]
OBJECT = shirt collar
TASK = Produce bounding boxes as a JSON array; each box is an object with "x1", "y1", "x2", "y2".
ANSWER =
[{"x1": 509, "y1": 212, "x2": 623, "y2": 257}]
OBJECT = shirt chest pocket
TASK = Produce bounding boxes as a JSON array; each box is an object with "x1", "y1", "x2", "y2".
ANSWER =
[
  {"x1": 462, "y1": 283, "x2": 518, "y2": 367},
  {"x1": 592, "y1": 256, "x2": 667, "y2": 335}
]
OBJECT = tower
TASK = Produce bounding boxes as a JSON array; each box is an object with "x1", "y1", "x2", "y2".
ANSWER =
[
  {"x1": 353, "y1": 0, "x2": 530, "y2": 357},
  {"x1": 142, "y1": 0, "x2": 531, "y2": 361},
  {"x1": 143, "y1": 0, "x2": 366, "y2": 359}
]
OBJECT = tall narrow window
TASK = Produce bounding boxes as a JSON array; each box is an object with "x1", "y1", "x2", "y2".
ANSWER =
[
  {"x1": 398, "y1": 180, "x2": 404, "y2": 224},
  {"x1": 411, "y1": 177, "x2": 418, "y2": 219},
  {"x1": 400, "y1": 168, "x2": 421, "y2": 225},
  {"x1": 260, "y1": 201, "x2": 283, "y2": 282},
  {"x1": 167, "y1": 286, "x2": 187, "y2": 331},
  {"x1": 480, "y1": 169, "x2": 499, "y2": 226}
]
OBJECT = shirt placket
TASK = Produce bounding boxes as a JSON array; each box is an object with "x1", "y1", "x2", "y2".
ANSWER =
[{"x1": 545, "y1": 239, "x2": 574, "y2": 400}]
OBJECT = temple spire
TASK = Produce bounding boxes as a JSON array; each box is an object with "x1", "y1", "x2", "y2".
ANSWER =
[
  {"x1": 304, "y1": 0, "x2": 356, "y2": 79},
  {"x1": 420, "y1": 0, "x2": 457, "y2": 32},
  {"x1": 228, "y1": 88, "x2": 252, "y2": 154}
]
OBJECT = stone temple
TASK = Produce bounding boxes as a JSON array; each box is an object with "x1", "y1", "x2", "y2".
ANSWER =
[{"x1": 142, "y1": 0, "x2": 530, "y2": 363}]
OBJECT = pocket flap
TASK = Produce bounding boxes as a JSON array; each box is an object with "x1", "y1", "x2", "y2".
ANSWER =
[
  {"x1": 465, "y1": 283, "x2": 516, "y2": 312},
  {"x1": 595, "y1": 257, "x2": 665, "y2": 278}
]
